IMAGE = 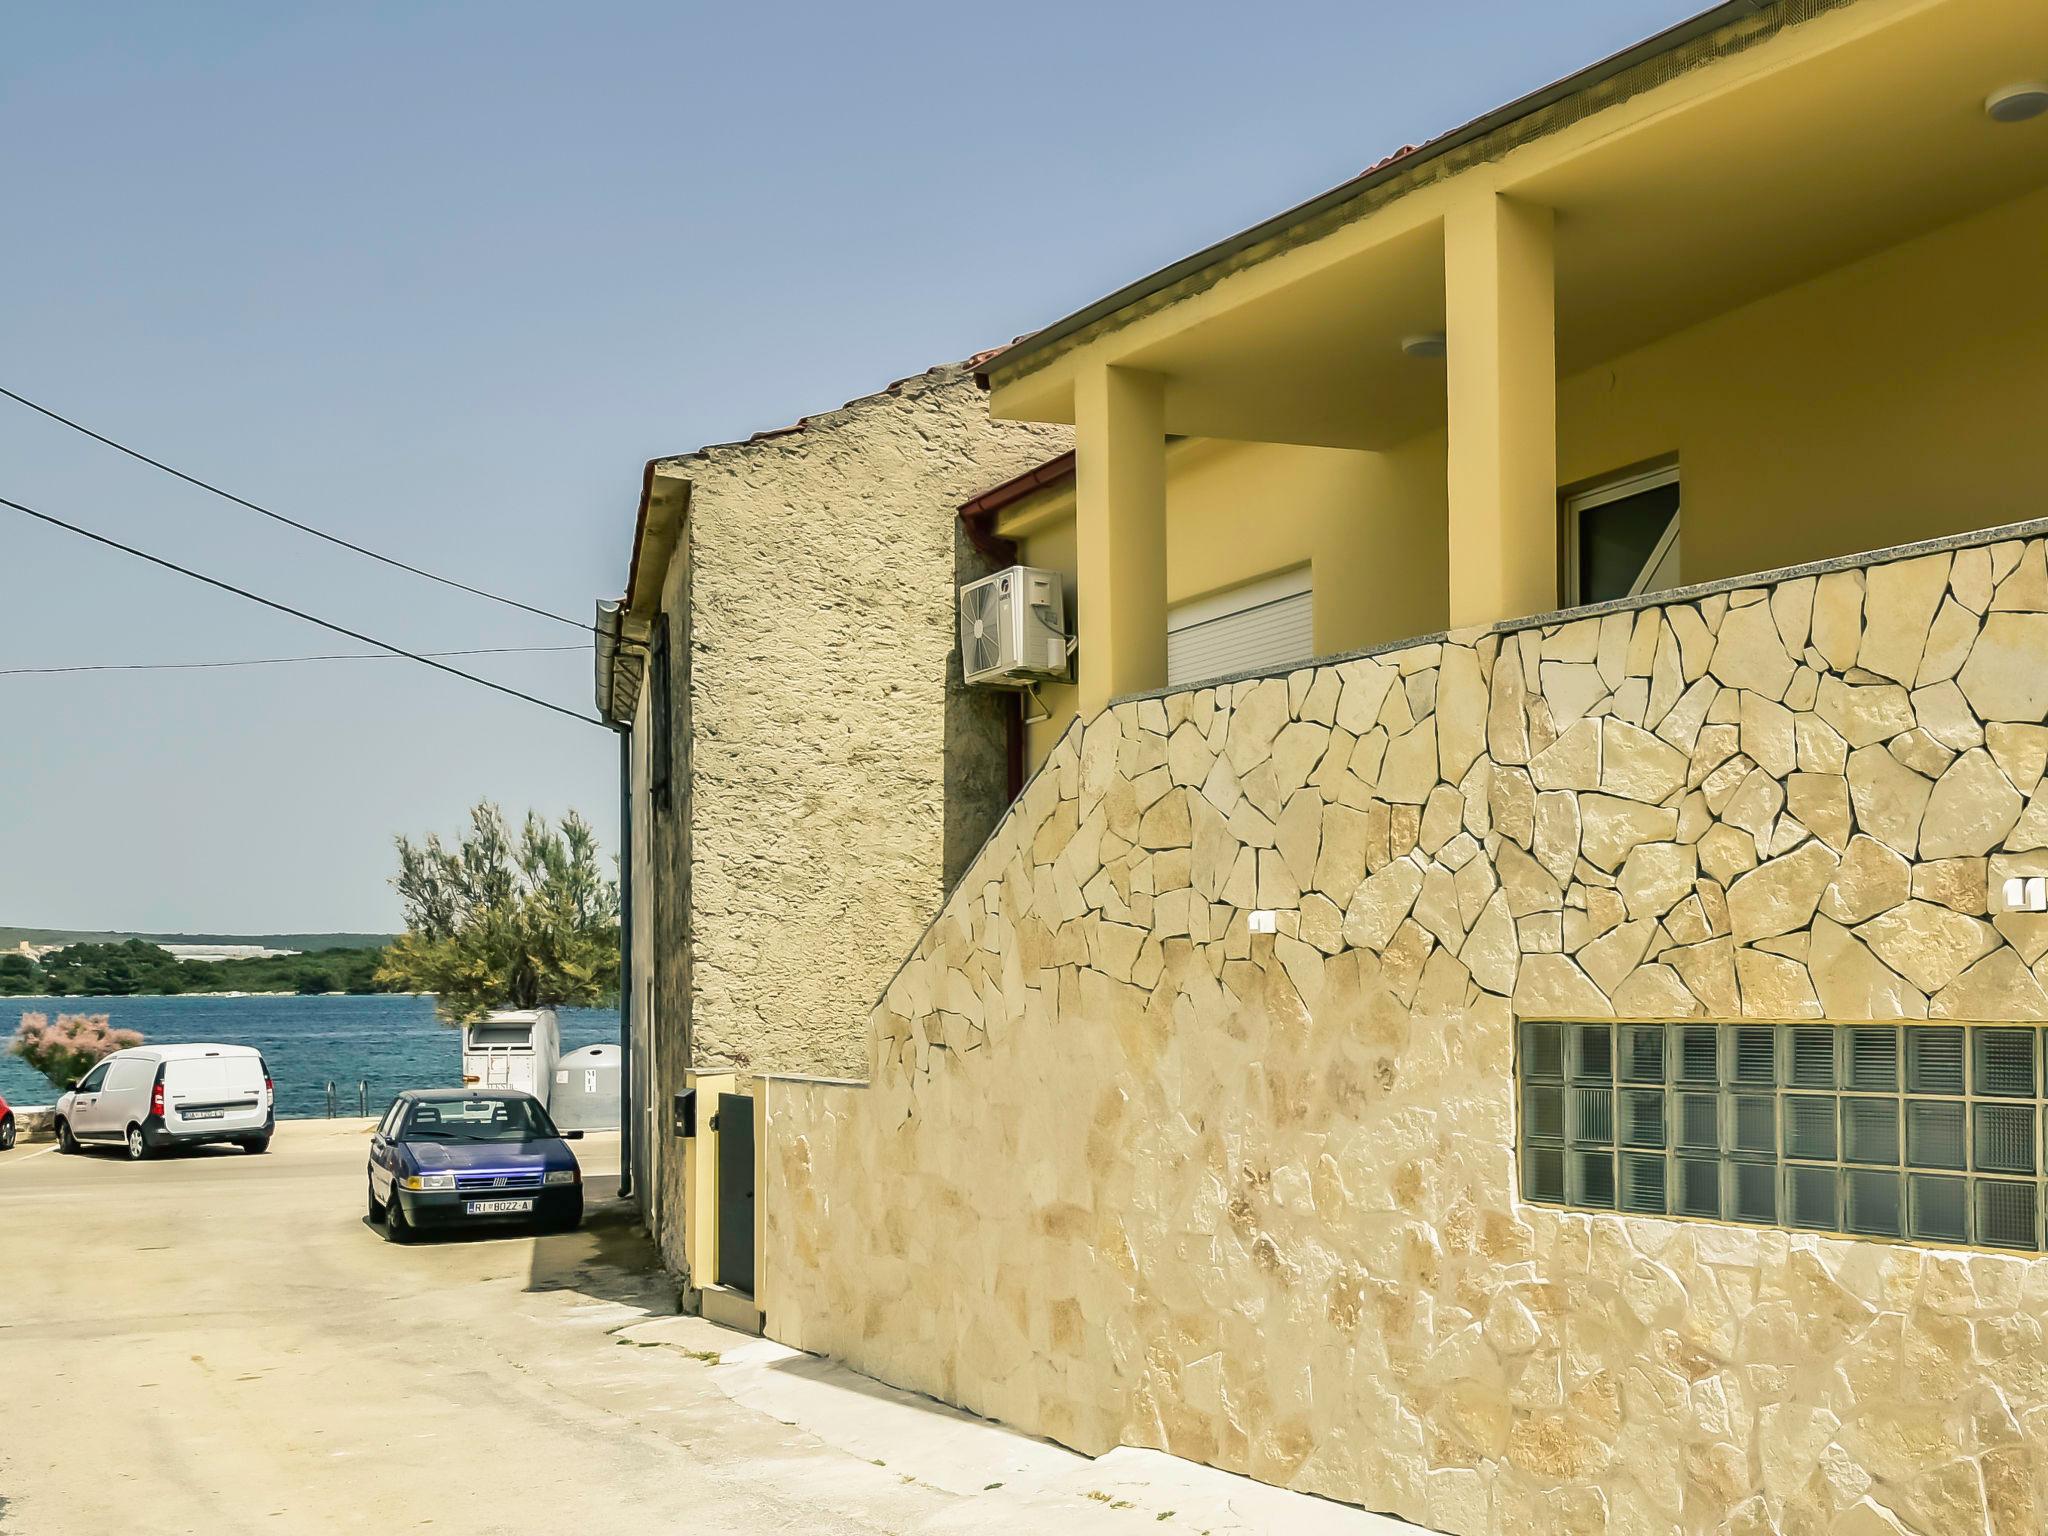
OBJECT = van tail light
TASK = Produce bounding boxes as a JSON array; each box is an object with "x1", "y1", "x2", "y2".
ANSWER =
[
  {"x1": 264, "y1": 1075, "x2": 273, "y2": 1096},
  {"x1": 150, "y1": 1080, "x2": 165, "y2": 1118}
]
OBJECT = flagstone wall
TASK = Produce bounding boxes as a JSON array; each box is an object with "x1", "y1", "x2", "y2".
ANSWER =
[{"x1": 762, "y1": 522, "x2": 2048, "y2": 1536}]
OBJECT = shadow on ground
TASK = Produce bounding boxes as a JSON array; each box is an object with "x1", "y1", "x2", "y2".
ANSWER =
[
  {"x1": 525, "y1": 1184, "x2": 675, "y2": 1310},
  {"x1": 347, "y1": 1169, "x2": 672, "y2": 1312}
]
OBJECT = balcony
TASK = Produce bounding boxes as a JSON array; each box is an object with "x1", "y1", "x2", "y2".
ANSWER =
[{"x1": 977, "y1": 0, "x2": 2048, "y2": 769}]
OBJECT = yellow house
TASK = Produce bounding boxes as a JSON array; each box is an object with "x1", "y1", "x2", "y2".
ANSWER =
[
  {"x1": 968, "y1": 0, "x2": 2048, "y2": 768},
  {"x1": 751, "y1": 4, "x2": 2048, "y2": 1532}
]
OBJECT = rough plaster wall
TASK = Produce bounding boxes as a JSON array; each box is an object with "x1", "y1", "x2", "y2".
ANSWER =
[
  {"x1": 676, "y1": 366, "x2": 1068, "y2": 1079},
  {"x1": 766, "y1": 524, "x2": 2048, "y2": 1536}
]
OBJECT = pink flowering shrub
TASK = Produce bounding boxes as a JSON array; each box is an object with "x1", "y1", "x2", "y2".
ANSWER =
[{"x1": 10, "y1": 1011, "x2": 142, "y2": 1090}]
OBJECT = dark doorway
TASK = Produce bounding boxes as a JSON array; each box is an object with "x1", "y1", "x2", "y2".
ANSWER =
[{"x1": 715, "y1": 1092, "x2": 755, "y2": 1294}]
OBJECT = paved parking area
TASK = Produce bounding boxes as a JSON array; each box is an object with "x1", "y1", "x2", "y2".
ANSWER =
[{"x1": 0, "y1": 1120, "x2": 1415, "y2": 1535}]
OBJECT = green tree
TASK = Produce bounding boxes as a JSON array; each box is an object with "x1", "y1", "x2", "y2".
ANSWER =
[
  {"x1": 376, "y1": 801, "x2": 618, "y2": 1024},
  {"x1": 0, "y1": 953, "x2": 38, "y2": 993}
]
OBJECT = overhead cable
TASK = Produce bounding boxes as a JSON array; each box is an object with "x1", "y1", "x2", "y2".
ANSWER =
[
  {"x1": 1, "y1": 492, "x2": 603, "y2": 727},
  {"x1": 0, "y1": 383, "x2": 591, "y2": 630},
  {"x1": 1, "y1": 645, "x2": 585, "y2": 677}
]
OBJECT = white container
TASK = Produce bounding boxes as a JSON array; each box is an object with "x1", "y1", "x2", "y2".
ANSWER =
[
  {"x1": 460, "y1": 1009, "x2": 561, "y2": 1108},
  {"x1": 550, "y1": 1042, "x2": 620, "y2": 1132}
]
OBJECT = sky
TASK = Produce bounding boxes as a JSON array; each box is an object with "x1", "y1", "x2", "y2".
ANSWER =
[{"x1": 0, "y1": 0, "x2": 1704, "y2": 934}]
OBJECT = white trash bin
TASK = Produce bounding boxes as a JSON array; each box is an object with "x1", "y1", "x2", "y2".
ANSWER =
[{"x1": 550, "y1": 1043, "x2": 621, "y2": 1133}]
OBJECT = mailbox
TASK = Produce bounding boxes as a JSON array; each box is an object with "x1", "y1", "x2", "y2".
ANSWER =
[{"x1": 672, "y1": 1087, "x2": 697, "y2": 1138}]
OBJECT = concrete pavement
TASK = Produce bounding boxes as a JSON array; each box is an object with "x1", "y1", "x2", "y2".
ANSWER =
[{"x1": 0, "y1": 1119, "x2": 1423, "y2": 1535}]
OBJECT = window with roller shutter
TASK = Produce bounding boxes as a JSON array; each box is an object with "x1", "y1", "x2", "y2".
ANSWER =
[{"x1": 1166, "y1": 567, "x2": 1313, "y2": 688}]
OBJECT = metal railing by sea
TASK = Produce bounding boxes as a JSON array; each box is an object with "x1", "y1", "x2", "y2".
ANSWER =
[{"x1": 321, "y1": 1080, "x2": 371, "y2": 1118}]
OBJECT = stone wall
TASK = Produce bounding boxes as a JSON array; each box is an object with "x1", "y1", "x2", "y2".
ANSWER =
[
  {"x1": 630, "y1": 363, "x2": 1066, "y2": 1278},
  {"x1": 763, "y1": 523, "x2": 2048, "y2": 1536},
  {"x1": 642, "y1": 363, "x2": 1068, "y2": 1077}
]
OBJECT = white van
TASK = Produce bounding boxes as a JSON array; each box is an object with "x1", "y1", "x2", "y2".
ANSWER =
[{"x1": 55, "y1": 1044, "x2": 274, "y2": 1161}]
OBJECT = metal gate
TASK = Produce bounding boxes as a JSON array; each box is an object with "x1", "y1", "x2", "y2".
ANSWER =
[{"x1": 715, "y1": 1092, "x2": 755, "y2": 1294}]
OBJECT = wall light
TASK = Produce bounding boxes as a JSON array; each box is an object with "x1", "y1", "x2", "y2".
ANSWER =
[
  {"x1": 1985, "y1": 83, "x2": 2048, "y2": 123},
  {"x1": 1401, "y1": 332, "x2": 1447, "y2": 360}
]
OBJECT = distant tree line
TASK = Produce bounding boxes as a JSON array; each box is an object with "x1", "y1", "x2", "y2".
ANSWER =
[
  {"x1": 0, "y1": 939, "x2": 392, "y2": 998},
  {"x1": 0, "y1": 802, "x2": 619, "y2": 1018}
]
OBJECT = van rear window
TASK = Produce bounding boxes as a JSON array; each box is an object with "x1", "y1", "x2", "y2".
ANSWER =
[{"x1": 467, "y1": 1025, "x2": 531, "y2": 1046}]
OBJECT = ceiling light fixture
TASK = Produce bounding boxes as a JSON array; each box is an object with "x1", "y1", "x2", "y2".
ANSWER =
[
  {"x1": 1401, "y1": 332, "x2": 1447, "y2": 360},
  {"x1": 1985, "y1": 83, "x2": 2048, "y2": 123}
]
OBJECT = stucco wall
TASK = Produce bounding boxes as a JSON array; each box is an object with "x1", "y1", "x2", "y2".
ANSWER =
[
  {"x1": 1014, "y1": 433, "x2": 1450, "y2": 769},
  {"x1": 764, "y1": 522, "x2": 2048, "y2": 1536},
  {"x1": 648, "y1": 364, "x2": 1068, "y2": 1090},
  {"x1": 1012, "y1": 182, "x2": 2048, "y2": 789},
  {"x1": 1556, "y1": 183, "x2": 2048, "y2": 586}
]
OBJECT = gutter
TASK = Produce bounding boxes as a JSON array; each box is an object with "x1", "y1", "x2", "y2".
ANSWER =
[
  {"x1": 622, "y1": 458, "x2": 663, "y2": 622},
  {"x1": 595, "y1": 598, "x2": 625, "y2": 726},
  {"x1": 956, "y1": 451, "x2": 1077, "y2": 524},
  {"x1": 977, "y1": 0, "x2": 1781, "y2": 386}
]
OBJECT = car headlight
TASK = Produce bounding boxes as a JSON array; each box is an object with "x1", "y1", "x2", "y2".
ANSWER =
[
  {"x1": 402, "y1": 1172, "x2": 456, "y2": 1191},
  {"x1": 543, "y1": 1169, "x2": 579, "y2": 1186}
]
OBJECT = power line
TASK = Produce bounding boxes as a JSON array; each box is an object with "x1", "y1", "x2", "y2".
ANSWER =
[
  {"x1": 1, "y1": 491, "x2": 603, "y2": 727},
  {"x1": 1, "y1": 645, "x2": 585, "y2": 677},
  {"x1": 0, "y1": 383, "x2": 592, "y2": 631}
]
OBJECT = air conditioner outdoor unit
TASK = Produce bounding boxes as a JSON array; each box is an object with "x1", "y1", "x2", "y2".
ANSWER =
[{"x1": 959, "y1": 565, "x2": 1069, "y2": 687}]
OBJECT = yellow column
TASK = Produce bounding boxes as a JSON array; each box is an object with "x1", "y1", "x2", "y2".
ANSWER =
[
  {"x1": 1444, "y1": 190, "x2": 1557, "y2": 627},
  {"x1": 1074, "y1": 363, "x2": 1167, "y2": 713}
]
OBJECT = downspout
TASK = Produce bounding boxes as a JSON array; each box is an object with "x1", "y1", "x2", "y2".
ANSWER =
[
  {"x1": 615, "y1": 725, "x2": 633, "y2": 1200},
  {"x1": 595, "y1": 598, "x2": 635, "y2": 1201},
  {"x1": 959, "y1": 502, "x2": 1028, "y2": 804}
]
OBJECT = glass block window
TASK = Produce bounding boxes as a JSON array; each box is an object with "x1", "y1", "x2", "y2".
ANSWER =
[{"x1": 1517, "y1": 1022, "x2": 2048, "y2": 1251}]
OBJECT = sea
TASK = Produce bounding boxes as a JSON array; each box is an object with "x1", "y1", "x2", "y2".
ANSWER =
[{"x1": 0, "y1": 993, "x2": 619, "y2": 1119}]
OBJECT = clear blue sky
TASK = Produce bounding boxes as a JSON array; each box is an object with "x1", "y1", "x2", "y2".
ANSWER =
[{"x1": 0, "y1": 0, "x2": 1698, "y2": 934}]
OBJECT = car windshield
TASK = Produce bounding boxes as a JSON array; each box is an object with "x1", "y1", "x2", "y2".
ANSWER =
[{"x1": 401, "y1": 1097, "x2": 556, "y2": 1144}]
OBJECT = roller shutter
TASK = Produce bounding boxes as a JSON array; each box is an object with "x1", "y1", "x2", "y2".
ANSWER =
[{"x1": 1167, "y1": 569, "x2": 1314, "y2": 688}]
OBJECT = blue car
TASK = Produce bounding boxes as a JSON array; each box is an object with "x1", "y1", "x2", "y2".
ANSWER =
[{"x1": 367, "y1": 1088, "x2": 583, "y2": 1243}]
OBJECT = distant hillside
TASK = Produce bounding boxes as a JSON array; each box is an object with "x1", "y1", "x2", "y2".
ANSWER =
[{"x1": 0, "y1": 927, "x2": 395, "y2": 952}]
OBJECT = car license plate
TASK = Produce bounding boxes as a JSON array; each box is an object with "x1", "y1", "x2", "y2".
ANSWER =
[
  {"x1": 465, "y1": 1198, "x2": 535, "y2": 1215},
  {"x1": 182, "y1": 1110, "x2": 224, "y2": 1121}
]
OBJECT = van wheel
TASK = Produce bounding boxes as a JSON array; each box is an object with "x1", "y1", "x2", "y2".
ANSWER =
[
  {"x1": 56, "y1": 1118, "x2": 78, "y2": 1154},
  {"x1": 0, "y1": 1113, "x2": 14, "y2": 1151},
  {"x1": 240, "y1": 1136, "x2": 271, "y2": 1155},
  {"x1": 126, "y1": 1124, "x2": 151, "y2": 1161}
]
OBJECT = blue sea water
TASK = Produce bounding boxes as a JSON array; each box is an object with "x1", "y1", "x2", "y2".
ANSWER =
[{"x1": 0, "y1": 993, "x2": 619, "y2": 1120}]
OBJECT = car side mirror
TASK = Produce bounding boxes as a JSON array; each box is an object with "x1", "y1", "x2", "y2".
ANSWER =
[
  {"x1": 70, "y1": 1080, "x2": 83, "y2": 1092},
  {"x1": 561, "y1": 1129, "x2": 584, "y2": 1141}
]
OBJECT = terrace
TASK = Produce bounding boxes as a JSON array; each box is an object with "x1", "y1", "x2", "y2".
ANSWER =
[{"x1": 976, "y1": 0, "x2": 2048, "y2": 769}]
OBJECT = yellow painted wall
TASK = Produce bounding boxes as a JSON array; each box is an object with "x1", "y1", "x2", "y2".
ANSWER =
[
  {"x1": 1557, "y1": 181, "x2": 2048, "y2": 582},
  {"x1": 1015, "y1": 512, "x2": 1080, "y2": 767},
  {"x1": 1012, "y1": 433, "x2": 1450, "y2": 768},
  {"x1": 1012, "y1": 181, "x2": 2048, "y2": 776}
]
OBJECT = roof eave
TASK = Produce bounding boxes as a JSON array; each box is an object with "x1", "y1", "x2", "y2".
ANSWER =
[{"x1": 977, "y1": 0, "x2": 1782, "y2": 389}]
